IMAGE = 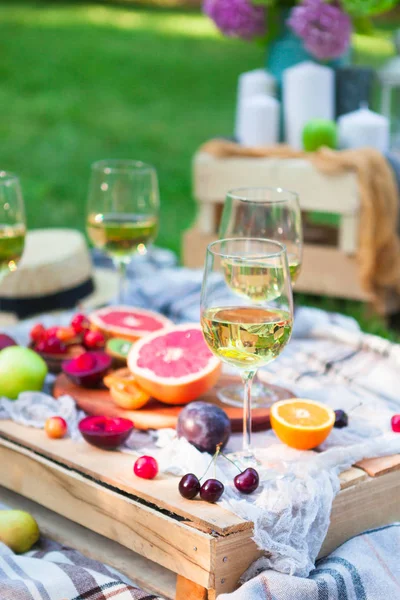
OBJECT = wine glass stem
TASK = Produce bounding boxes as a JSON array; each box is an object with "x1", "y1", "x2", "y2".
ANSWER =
[
  {"x1": 115, "y1": 260, "x2": 128, "y2": 304},
  {"x1": 241, "y1": 369, "x2": 256, "y2": 460}
]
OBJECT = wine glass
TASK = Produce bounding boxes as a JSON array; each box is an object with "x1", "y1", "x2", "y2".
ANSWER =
[
  {"x1": 86, "y1": 160, "x2": 159, "y2": 303},
  {"x1": 218, "y1": 187, "x2": 302, "y2": 407},
  {"x1": 200, "y1": 238, "x2": 294, "y2": 462},
  {"x1": 0, "y1": 172, "x2": 26, "y2": 282}
]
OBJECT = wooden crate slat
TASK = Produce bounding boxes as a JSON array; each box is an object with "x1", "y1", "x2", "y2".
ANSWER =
[
  {"x1": 339, "y1": 467, "x2": 368, "y2": 490},
  {"x1": 0, "y1": 485, "x2": 177, "y2": 600},
  {"x1": 0, "y1": 421, "x2": 248, "y2": 535},
  {"x1": 0, "y1": 438, "x2": 214, "y2": 588},
  {"x1": 356, "y1": 454, "x2": 400, "y2": 477}
]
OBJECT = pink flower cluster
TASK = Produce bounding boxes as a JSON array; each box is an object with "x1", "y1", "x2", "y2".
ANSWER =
[{"x1": 203, "y1": 0, "x2": 266, "y2": 41}]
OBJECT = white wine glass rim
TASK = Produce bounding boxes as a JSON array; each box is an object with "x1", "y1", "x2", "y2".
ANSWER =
[
  {"x1": 227, "y1": 186, "x2": 298, "y2": 204},
  {"x1": 0, "y1": 172, "x2": 19, "y2": 186},
  {"x1": 91, "y1": 159, "x2": 155, "y2": 174},
  {"x1": 208, "y1": 237, "x2": 286, "y2": 260}
]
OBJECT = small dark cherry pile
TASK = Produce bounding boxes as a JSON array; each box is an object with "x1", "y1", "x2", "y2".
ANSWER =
[
  {"x1": 178, "y1": 447, "x2": 260, "y2": 504},
  {"x1": 30, "y1": 313, "x2": 105, "y2": 355}
]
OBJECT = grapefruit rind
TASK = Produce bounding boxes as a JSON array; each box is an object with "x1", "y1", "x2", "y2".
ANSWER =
[
  {"x1": 89, "y1": 306, "x2": 173, "y2": 342},
  {"x1": 270, "y1": 398, "x2": 335, "y2": 450},
  {"x1": 127, "y1": 323, "x2": 221, "y2": 405}
]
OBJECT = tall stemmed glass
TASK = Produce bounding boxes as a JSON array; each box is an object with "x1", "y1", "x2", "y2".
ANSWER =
[
  {"x1": 86, "y1": 160, "x2": 159, "y2": 303},
  {"x1": 218, "y1": 187, "x2": 302, "y2": 407},
  {"x1": 201, "y1": 238, "x2": 294, "y2": 462},
  {"x1": 0, "y1": 172, "x2": 26, "y2": 282}
]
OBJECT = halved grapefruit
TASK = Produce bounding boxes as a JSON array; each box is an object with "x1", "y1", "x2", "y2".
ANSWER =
[
  {"x1": 127, "y1": 324, "x2": 221, "y2": 405},
  {"x1": 89, "y1": 306, "x2": 172, "y2": 342}
]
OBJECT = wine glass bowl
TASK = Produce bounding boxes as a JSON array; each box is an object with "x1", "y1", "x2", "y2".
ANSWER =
[
  {"x1": 0, "y1": 172, "x2": 26, "y2": 281},
  {"x1": 200, "y1": 238, "x2": 294, "y2": 462},
  {"x1": 86, "y1": 160, "x2": 159, "y2": 301}
]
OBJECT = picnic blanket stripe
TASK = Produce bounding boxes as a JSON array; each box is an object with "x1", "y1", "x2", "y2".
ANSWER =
[
  {"x1": 315, "y1": 579, "x2": 329, "y2": 600},
  {"x1": 361, "y1": 535, "x2": 400, "y2": 590},
  {"x1": 3, "y1": 554, "x2": 52, "y2": 600},
  {"x1": 311, "y1": 568, "x2": 348, "y2": 599},
  {"x1": 0, "y1": 560, "x2": 34, "y2": 600},
  {"x1": 318, "y1": 557, "x2": 367, "y2": 600},
  {"x1": 57, "y1": 560, "x2": 102, "y2": 598}
]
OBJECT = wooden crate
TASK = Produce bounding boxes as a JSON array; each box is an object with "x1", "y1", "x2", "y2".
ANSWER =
[
  {"x1": 0, "y1": 421, "x2": 400, "y2": 600},
  {"x1": 184, "y1": 152, "x2": 371, "y2": 302}
]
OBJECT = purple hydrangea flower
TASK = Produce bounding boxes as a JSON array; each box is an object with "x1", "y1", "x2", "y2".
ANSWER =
[
  {"x1": 288, "y1": 0, "x2": 352, "y2": 61},
  {"x1": 203, "y1": 0, "x2": 266, "y2": 41}
]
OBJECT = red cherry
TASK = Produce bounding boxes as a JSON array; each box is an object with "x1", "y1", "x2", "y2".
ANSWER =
[
  {"x1": 45, "y1": 416, "x2": 68, "y2": 439},
  {"x1": 179, "y1": 473, "x2": 201, "y2": 499},
  {"x1": 391, "y1": 415, "x2": 400, "y2": 433},
  {"x1": 71, "y1": 313, "x2": 90, "y2": 334},
  {"x1": 134, "y1": 456, "x2": 158, "y2": 480},
  {"x1": 83, "y1": 330, "x2": 105, "y2": 349},
  {"x1": 45, "y1": 326, "x2": 61, "y2": 340},
  {"x1": 36, "y1": 336, "x2": 67, "y2": 355},
  {"x1": 30, "y1": 323, "x2": 46, "y2": 343},
  {"x1": 234, "y1": 468, "x2": 259, "y2": 494},
  {"x1": 200, "y1": 479, "x2": 224, "y2": 503}
]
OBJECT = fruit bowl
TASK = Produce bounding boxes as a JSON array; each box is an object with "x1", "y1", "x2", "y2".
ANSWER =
[
  {"x1": 62, "y1": 351, "x2": 112, "y2": 388},
  {"x1": 79, "y1": 415, "x2": 134, "y2": 449},
  {"x1": 30, "y1": 343, "x2": 85, "y2": 374}
]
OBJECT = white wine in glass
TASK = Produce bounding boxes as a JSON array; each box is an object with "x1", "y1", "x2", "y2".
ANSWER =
[
  {"x1": 200, "y1": 238, "x2": 294, "y2": 462},
  {"x1": 0, "y1": 172, "x2": 26, "y2": 282},
  {"x1": 218, "y1": 187, "x2": 302, "y2": 407},
  {"x1": 86, "y1": 160, "x2": 159, "y2": 302}
]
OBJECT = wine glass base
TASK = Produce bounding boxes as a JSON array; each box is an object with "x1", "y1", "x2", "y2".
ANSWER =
[{"x1": 217, "y1": 383, "x2": 278, "y2": 408}]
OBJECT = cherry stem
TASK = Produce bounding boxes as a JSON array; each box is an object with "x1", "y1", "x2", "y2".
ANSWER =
[
  {"x1": 199, "y1": 454, "x2": 216, "y2": 482},
  {"x1": 348, "y1": 402, "x2": 363, "y2": 415},
  {"x1": 221, "y1": 452, "x2": 242, "y2": 473}
]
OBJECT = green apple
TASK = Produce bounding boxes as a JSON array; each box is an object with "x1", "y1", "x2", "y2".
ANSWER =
[
  {"x1": 0, "y1": 510, "x2": 40, "y2": 553},
  {"x1": 0, "y1": 346, "x2": 47, "y2": 399},
  {"x1": 302, "y1": 119, "x2": 337, "y2": 152}
]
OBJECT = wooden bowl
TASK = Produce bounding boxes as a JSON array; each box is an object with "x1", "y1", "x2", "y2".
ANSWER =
[{"x1": 29, "y1": 343, "x2": 85, "y2": 374}]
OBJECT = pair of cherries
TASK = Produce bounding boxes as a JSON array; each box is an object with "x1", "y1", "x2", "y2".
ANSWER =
[{"x1": 179, "y1": 449, "x2": 260, "y2": 503}]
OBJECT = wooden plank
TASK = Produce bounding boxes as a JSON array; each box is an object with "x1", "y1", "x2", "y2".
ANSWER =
[
  {"x1": 338, "y1": 213, "x2": 358, "y2": 255},
  {"x1": 319, "y1": 469, "x2": 400, "y2": 558},
  {"x1": 0, "y1": 438, "x2": 214, "y2": 588},
  {"x1": 0, "y1": 485, "x2": 177, "y2": 600},
  {"x1": 175, "y1": 576, "x2": 208, "y2": 600},
  {"x1": 339, "y1": 467, "x2": 368, "y2": 490},
  {"x1": 0, "y1": 421, "x2": 248, "y2": 536},
  {"x1": 356, "y1": 454, "x2": 400, "y2": 477}
]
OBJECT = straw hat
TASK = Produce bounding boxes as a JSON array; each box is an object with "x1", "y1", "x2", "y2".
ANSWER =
[{"x1": 0, "y1": 228, "x2": 118, "y2": 322}]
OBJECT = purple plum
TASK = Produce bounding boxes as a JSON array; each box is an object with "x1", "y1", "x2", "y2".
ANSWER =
[
  {"x1": 177, "y1": 401, "x2": 231, "y2": 454},
  {"x1": 0, "y1": 334, "x2": 17, "y2": 351}
]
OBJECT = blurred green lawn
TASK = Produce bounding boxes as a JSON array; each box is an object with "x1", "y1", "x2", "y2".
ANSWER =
[{"x1": 0, "y1": 1, "x2": 398, "y2": 339}]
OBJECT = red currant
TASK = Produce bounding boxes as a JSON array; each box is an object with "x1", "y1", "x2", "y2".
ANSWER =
[
  {"x1": 391, "y1": 415, "x2": 400, "y2": 433},
  {"x1": 234, "y1": 468, "x2": 259, "y2": 494},
  {"x1": 83, "y1": 330, "x2": 105, "y2": 349},
  {"x1": 30, "y1": 323, "x2": 46, "y2": 343},
  {"x1": 134, "y1": 456, "x2": 158, "y2": 480},
  {"x1": 71, "y1": 313, "x2": 90, "y2": 334}
]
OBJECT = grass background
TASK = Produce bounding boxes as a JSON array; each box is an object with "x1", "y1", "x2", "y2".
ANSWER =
[{"x1": 0, "y1": 1, "x2": 399, "y2": 339}]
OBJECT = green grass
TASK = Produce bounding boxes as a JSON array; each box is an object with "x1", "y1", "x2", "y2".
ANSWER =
[{"x1": 0, "y1": 1, "x2": 398, "y2": 339}]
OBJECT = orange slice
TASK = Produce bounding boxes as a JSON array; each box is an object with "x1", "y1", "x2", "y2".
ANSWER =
[
  {"x1": 270, "y1": 399, "x2": 335, "y2": 450},
  {"x1": 104, "y1": 368, "x2": 133, "y2": 389},
  {"x1": 104, "y1": 368, "x2": 151, "y2": 410}
]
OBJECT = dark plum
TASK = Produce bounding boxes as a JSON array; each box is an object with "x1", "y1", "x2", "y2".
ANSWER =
[
  {"x1": 200, "y1": 479, "x2": 224, "y2": 503},
  {"x1": 177, "y1": 401, "x2": 231, "y2": 454},
  {"x1": 62, "y1": 351, "x2": 112, "y2": 388},
  {"x1": 334, "y1": 409, "x2": 348, "y2": 429},
  {"x1": 179, "y1": 473, "x2": 201, "y2": 499},
  {"x1": 234, "y1": 468, "x2": 259, "y2": 494},
  {"x1": 79, "y1": 415, "x2": 133, "y2": 449}
]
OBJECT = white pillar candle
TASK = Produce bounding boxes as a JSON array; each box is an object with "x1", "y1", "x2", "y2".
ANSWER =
[
  {"x1": 283, "y1": 61, "x2": 335, "y2": 149},
  {"x1": 239, "y1": 94, "x2": 280, "y2": 147},
  {"x1": 235, "y1": 69, "x2": 277, "y2": 141},
  {"x1": 338, "y1": 107, "x2": 390, "y2": 152}
]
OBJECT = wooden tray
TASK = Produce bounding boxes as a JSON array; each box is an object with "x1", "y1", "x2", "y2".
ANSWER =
[
  {"x1": 53, "y1": 373, "x2": 294, "y2": 432},
  {"x1": 0, "y1": 422, "x2": 399, "y2": 599}
]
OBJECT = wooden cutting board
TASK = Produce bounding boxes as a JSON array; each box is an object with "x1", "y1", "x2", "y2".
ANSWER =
[{"x1": 53, "y1": 373, "x2": 294, "y2": 432}]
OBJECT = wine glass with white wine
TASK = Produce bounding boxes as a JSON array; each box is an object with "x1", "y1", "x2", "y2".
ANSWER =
[
  {"x1": 218, "y1": 187, "x2": 302, "y2": 407},
  {"x1": 0, "y1": 172, "x2": 26, "y2": 282},
  {"x1": 86, "y1": 160, "x2": 159, "y2": 302},
  {"x1": 201, "y1": 238, "x2": 294, "y2": 463}
]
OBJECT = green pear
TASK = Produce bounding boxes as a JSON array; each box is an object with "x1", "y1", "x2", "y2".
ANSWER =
[
  {"x1": 0, "y1": 510, "x2": 40, "y2": 553},
  {"x1": 0, "y1": 346, "x2": 47, "y2": 399}
]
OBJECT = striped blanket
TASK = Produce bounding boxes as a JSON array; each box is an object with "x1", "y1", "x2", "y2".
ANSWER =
[{"x1": 0, "y1": 537, "x2": 162, "y2": 600}]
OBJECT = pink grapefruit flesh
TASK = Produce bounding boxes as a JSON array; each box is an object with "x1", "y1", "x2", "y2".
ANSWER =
[
  {"x1": 127, "y1": 324, "x2": 221, "y2": 405},
  {"x1": 89, "y1": 306, "x2": 173, "y2": 342}
]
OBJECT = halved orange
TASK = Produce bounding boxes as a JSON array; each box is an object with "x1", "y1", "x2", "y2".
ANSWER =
[{"x1": 270, "y1": 399, "x2": 335, "y2": 450}]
